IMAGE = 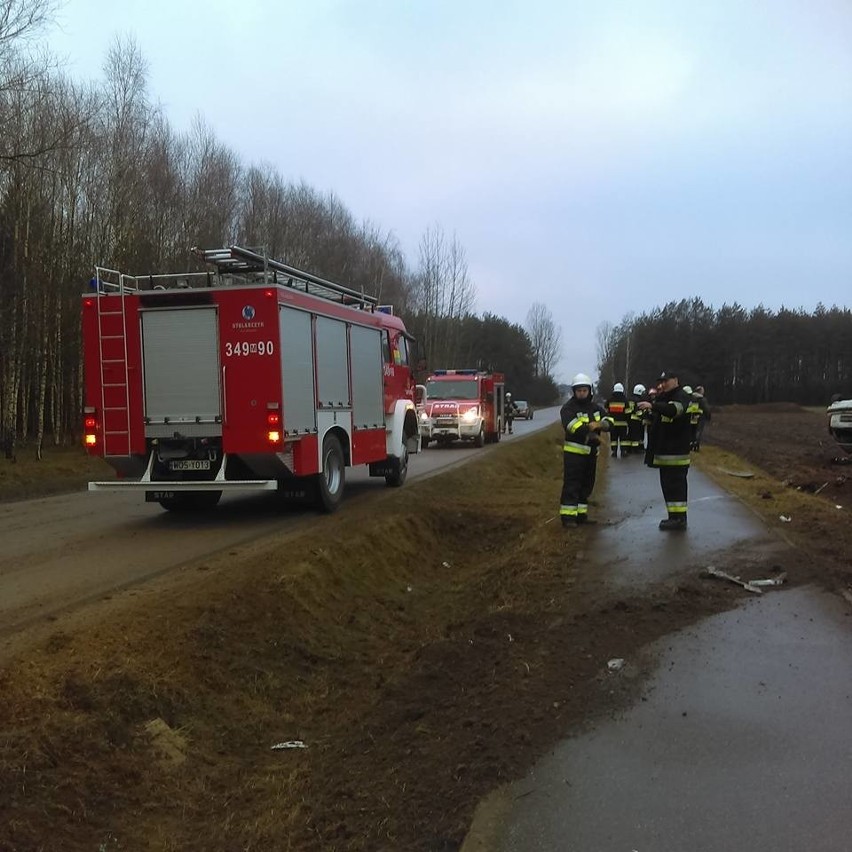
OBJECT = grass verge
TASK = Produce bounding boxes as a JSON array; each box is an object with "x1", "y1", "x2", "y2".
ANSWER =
[{"x1": 1, "y1": 428, "x2": 745, "y2": 851}]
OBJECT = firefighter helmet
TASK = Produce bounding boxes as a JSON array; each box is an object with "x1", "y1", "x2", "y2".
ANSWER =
[
  {"x1": 633, "y1": 383, "x2": 646, "y2": 396},
  {"x1": 683, "y1": 385, "x2": 693, "y2": 394},
  {"x1": 571, "y1": 373, "x2": 593, "y2": 390},
  {"x1": 506, "y1": 392, "x2": 512, "y2": 399},
  {"x1": 613, "y1": 382, "x2": 624, "y2": 393}
]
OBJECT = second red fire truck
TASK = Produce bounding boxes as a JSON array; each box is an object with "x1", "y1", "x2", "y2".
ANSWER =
[
  {"x1": 82, "y1": 246, "x2": 421, "y2": 512},
  {"x1": 419, "y1": 369, "x2": 506, "y2": 447}
]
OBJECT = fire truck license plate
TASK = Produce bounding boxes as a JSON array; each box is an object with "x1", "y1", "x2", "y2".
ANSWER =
[{"x1": 169, "y1": 459, "x2": 211, "y2": 471}]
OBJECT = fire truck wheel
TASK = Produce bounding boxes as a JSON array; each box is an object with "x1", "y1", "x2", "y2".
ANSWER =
[
  {"x1": 158, "y1": 491, "x2": 222, "y2": 512},
  {"x1": 316, "y1": 434, "x2": 346, "y2": 512},
  {"x1": 385, "y1": 446, "x2": 408, "y2": 487},
  {"x1": 474, "y1": 426, "x2": 485, "y2": 448}
]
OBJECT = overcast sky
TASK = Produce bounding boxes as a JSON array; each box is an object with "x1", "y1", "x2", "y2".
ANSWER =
[{"x1": 47, "y1": 0, "x2": 852, "y2": 383}]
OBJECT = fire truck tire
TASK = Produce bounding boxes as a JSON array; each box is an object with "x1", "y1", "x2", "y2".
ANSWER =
[
  {"x1": 474, "y1": 426, "x2": 485, "y2": 448},
  {"x1": 315, "y1": 434, "x2": 346, "y2": 512},
  {"x1": 158, "y1": 491, "x2": 222, "y2": 512},
  {"x1": 385, "y1": 447, "x2": 408, "y2": 487}
]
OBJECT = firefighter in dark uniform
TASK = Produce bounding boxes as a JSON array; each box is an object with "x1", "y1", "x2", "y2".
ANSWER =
[
  {"x1": 559, "y1": 373, "x2": 610, "y2": 527},
  {"x1": 638, "y1": 369, "x2": 692, "y2": 530},
  {"x1": 504, "y1": 392, "x2": 519, "y2": 434},
  {"x1": 627, "y1": 383, "x2": 647, "y2": 454},
  {"x1": 690, "y1": 385, "x2": 711, "y2": 450},
  {"x1": 605, "y1": 382, "x2": 630, "y2": 457}
]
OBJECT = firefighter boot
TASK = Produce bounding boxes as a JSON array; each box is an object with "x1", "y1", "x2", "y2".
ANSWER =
[
  {"x1": 575, "y1": 515, "x2": 598, "y2": 526},
  {"x1": 659, "y1": 515, "x2": 687, "y2": 531},
  {"x1": 561, "y1": 516, "x2": 574, "y2": 529}
]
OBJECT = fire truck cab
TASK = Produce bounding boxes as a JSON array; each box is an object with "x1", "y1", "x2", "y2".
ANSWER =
[
  {"x1": 419, "y1": 369, "x2": 505, "y2": 448},
  {"x1": 82, "y1": 246, "x2": 421, "y2": 513}
]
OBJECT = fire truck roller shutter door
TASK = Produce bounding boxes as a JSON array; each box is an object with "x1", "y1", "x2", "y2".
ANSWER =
[
  {"x1": 315, "y1": 316, "x2": 350, "y2": 408},
  {"x1": 350, "y1": 324, "x2": 384, "y2": 429},
  {"x1": 141, "y1": 307, "x2": 221, "y2": 430},
  {"x1": 279, "y1": 306, "x2": 316, "y2": 434}
]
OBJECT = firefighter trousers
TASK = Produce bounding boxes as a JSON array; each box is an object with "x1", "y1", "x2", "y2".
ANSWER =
[
  {"x1": 609, "y1": 424, "x2": 628, "y2": 455},
  {"x1": 659, "y1": 465, "x2": 689, "y2": 517},
  {"x1": 561, "y1": 452, "x2": 597, "y2": 519},
  {"x1": 627, "y1": 419, "x2": 645, "y2": 451}
]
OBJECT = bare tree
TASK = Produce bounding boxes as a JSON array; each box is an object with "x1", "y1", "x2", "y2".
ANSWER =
[
  {"x1": 411, "y1": 224, "x2": 476, "y2": 366},
  {"x1": 0, "y1": 0, "x2": 56, "y2": 47},
  {"x1": 526, "y1": 302, "x2": 562, "y2": 377}
]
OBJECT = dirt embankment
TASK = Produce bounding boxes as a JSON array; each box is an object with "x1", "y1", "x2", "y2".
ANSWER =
[
  {"x1": 698, "y1": 404, "x2": 852, "y2": 589},
  {"x1": 1, "y1": 405, "x2": 848, "y2": 851},
  {"x1": 1, "y1": 428, "x2": 746, "y2": 852}
]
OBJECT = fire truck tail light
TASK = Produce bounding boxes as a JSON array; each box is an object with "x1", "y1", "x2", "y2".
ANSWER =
[
  {"x1": 83, "y1": 407, "x2": 99, "y2": 446},
  {"x1": 267, "y1": 412, "x2": 280, "y2": 426},
  {"x1": 267, "y1": 430, "x2": 282, "y2": 444}
]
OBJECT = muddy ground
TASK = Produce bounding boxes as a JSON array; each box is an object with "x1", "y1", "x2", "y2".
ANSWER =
[{"x1": 0, "y1": 404, "x2": 849, "y2": 851}]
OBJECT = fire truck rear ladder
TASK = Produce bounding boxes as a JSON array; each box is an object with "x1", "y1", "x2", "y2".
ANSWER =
[{"x1": 93, "y1": 266, "x2": 133, "y2": 457}]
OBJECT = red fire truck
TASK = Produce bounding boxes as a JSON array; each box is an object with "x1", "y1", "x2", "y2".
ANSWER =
[
  {"x1": 419, "y1": 369, "x2": 505, "y2": 447},
  {"x1": 82, "y1": 245, "x2": 420, "y2": 512}
]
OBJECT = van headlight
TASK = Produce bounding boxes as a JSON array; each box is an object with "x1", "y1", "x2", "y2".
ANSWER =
[
  {"x1": 420, "y1": 412, "x2": 429, "y2": 422},
  {"x1": 462, "y1": 408, "x2": 479, "y2": 423}
]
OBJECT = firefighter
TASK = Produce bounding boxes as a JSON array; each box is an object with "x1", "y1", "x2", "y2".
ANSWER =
[
  {"x1": 690, "y1": 385, "x2": 711, "y2": 451},
  {"x1": 559, "y1": 373, "x2": 610, "y2": 527},
  {"x1": 504, "y1": 392, "x2": 519, "y2": 434},
  {"x1": 605, "y1": 382, "x2": 630, "y2": 458},
  {"x1": 627, "y1": 383, "x2": 647, "y2": 453},
  {"x1": 638, "y1": 369, "x2": 693, "y2": 530}
]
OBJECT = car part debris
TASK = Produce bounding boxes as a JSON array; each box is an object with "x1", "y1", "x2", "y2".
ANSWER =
[
  {"x1": 271, "y1": 740, "x2": 307, "y2": 750},
  {"x1": 704, "y1": 566, "x2": 763, "y2": 594},
  {"x1": 607, "y1": 658, "x2": 625, "y2": 671},
  {"x1": 814, "y1": 481, "x2": 829, "y2": 495},
  {"x1": 779, "y1": 515, "x2": 792, "y2": 523},
  {"x1": 749, "y1": 573, "x2": 787, "y2": 587},
  {"x1": 718, "y1": 468, "x2": 755, "y2": 478}
]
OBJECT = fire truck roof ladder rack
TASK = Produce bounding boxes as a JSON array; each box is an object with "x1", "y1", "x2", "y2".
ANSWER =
[
  {"x1": 93, "y1": 267, "x2": 141, "y2": 294},
  {"x1": 193, "y1": 245, "x2": 379, "y2": 310}
]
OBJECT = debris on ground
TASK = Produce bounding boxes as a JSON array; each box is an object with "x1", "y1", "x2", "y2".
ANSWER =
[
  {"x1": 271, "y1": 741, "x2": 307, "y2": 750},
  {"x1": 607, "y1": 658, "x2": 625, "y2": 672},
  {"x1": 749, "y1": 573, "x2": 787, "y2": 587},
  {"x1": 779, "y1": 515, "x2": 792, "y2": 523},
  {"x1": 703, "y1": 566, "x2": 763, "y2": 594},
  {"x1": 717, "y1": 468, "x2": 755, "y2": 478}
]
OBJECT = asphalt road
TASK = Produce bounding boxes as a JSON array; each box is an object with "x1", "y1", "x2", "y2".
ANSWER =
[{"x1": 0, "y1": 408, "x2": 559, "y2": 640}]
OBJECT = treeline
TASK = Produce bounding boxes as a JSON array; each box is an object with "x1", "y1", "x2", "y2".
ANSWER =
[
  {"x1": 597, "y1": 298, "x2": 852, "y2": 404},
  {"x1": 0, "y1": 15, "x2": 560, "y2": 455}
]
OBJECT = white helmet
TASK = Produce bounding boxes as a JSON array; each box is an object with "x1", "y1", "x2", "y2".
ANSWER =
[
  {"x1": 613, "y1": 382, "x2": 624, "y2": 393},
  {"x1": 506, "y1": 392, "x2": 512, "y2": 399},
  {"x1": 633, "y1": 384, "x2": 646, "y2": 396},
  {"x1": 571, "y1": 373, "x2": 593, "y2": 389},
  {"x1": 683, "y1": 385, "x2": 693, "y2": 394}
]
